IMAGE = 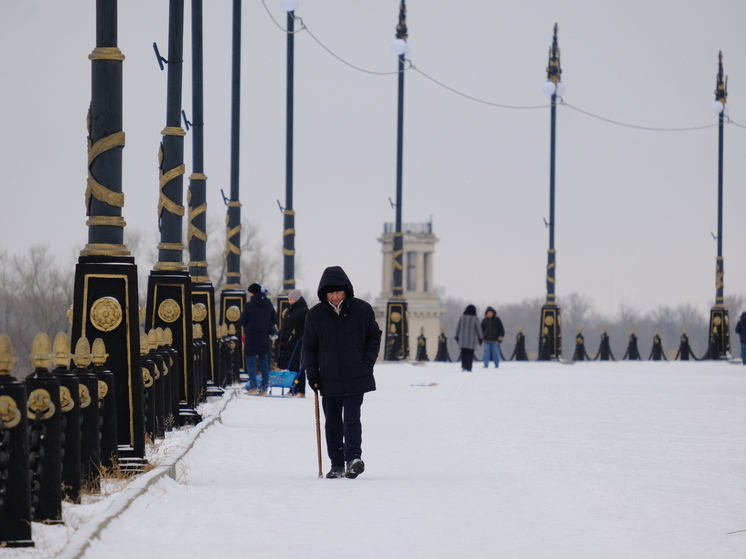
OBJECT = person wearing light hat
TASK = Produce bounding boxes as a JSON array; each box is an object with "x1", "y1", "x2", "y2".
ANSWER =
[
  {"x1": 277, "y1": 288, "x2": 308, "y2": 396},
  {"x1": 303, "y1": 266, "x2": 382, "y2": 479},
  {"x1": 239, "y1": 283, "x2": 278, "y2": 395}
]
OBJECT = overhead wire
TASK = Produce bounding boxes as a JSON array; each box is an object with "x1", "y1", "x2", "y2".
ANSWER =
[{"x1": 261, "y1": 1, "x2": 741, "y2": 133}]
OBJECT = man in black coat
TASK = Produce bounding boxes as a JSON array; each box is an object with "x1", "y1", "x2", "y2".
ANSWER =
[
  {"x1": 303, "y1": 266, "x2": 381, "y2": 479},
  {"x1": 277, "y1": 289, "x2": 308, "y2": 396},
  {"x1": 239, "y1": 283, "x2": 278, "y2": 395}
]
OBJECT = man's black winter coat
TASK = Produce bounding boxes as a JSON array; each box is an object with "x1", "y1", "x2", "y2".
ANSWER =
[{"x1": 303, "y1": 266, "x2": 382, "y2": 397}]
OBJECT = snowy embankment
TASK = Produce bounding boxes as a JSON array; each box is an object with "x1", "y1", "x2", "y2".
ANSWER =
[{"x1": 7, "y1": 361, "x2": 746, "y2": 559}]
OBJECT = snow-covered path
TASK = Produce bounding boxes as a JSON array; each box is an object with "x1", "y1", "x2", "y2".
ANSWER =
[{"x1": 20, "y1": 361, "x2": 746, "y2": 558}]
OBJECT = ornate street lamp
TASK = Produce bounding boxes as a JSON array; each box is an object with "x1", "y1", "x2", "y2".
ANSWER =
[
  {"x1": 145, "y1": 0, "x2": 195, "y2": 425},
  {"x1": 277, "y1": 0, "x2": 299, "y2": 329},
  {"x1": 220, "y1": 0, "x2": 246, "y2": 362},
  {"x1": 706, "y1": 51, "x2": 731, "y2": 359},
  {"x1": 188, "y1": 0, "x2": 219, "y2": 398},
  {"x1": 538, "y1": 23, "x2": 565, "y2": 361},
  {"x1": 72, "y1": 0, "x2": 144, "y2": 461},
  {"x1": 384, "y1": 1, "x2": 410, "y2": 361}
]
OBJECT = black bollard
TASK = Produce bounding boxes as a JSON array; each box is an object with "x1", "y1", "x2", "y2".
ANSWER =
[
  {"x1": 572, "y1": 328, "x2": 591, "y2": 361},
  {"x1": 25, "y1": 332, "x2": 63, "y2": 523},
  {"x1": 51, "y1": 333, "x2": 82, "y2": 504},
  {"x1": 140, "y1": 333, "x2": 157, "y2": 443},
  {"x1": 648, "y1": 330, "x2": 667, "y2": 361},
  {"x1": 434, "y1": 329, "x2": 451, "y2": 362},
  {"x1": 594, "y1": 330, "x2": 615, "y2": 361},
  {"x1": 146, "y1": 329, "x2": 166, "y2": 438},
  {"x1": 228, "y1": 324, "x2": 240, "y2": 385},
  {"x1": 162, "y1": 328, "x2": 183, "y2": 420},
  {"x1": 0, "y1": 334, "x2": 34, "y2": 547},
  {"x1": 72, "y1": 337, "x2": 100, "y2": 493},
  {"x1": 155, "y1": 328, "x2": 175, "y2": 432},
  {"x1": 90, "y1": 338, "x2": 118, "y2": 471},
  {"x1": 622, "y1": 329, "x2": 642, "y2": 360},
  {"x1": 674, "y1": 329, "x2": 697, "y2": 361},
  {"x1": 510, "y1": 327, "x2": 529, "y2": 361},
  {"x1": 415, "y1": 329, "x2": 429, "y2": 362}
]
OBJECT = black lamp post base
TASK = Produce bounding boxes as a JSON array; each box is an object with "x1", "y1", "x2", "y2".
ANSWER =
[
  {"x1": 538, "y1": 304, "x2": 562, "y2": 361},
  {"x1": 384, "y1": 300, "x2": 409, "y2": 361},
  {"x1": 705, "y1": 307, "x2": 731, "y2": 359},
  {"x1": 71, "y1": 255, "x2": 145, "y2": 459}
]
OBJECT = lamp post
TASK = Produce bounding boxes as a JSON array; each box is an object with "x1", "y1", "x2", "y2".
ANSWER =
[
  {"x1": 188, "y1": 0, "x2": 219, "y2": 398},
  {"x1": 384, "y1": 1, "x2": 410, "y2": 361},
  {"x1": 220, "y1": 0, "x2": 246, "y2": 366},
  {"x1": 538, "y1": 23, "x2": 565, "y2": 361},
  {"x1": 277, "y1": 0, "x2": 298, "y2": 330},
  {"x1": 145, "y1": 0, "x2": 195, "y2": 427},
  {"x1": 706, "y1": 51, "x2": 731, "y2": 359},
  {"x1": 72, "y1": 0, "x2": 144, "y2": 462}
]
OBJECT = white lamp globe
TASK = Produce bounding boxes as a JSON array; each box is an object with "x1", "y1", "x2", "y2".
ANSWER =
[
  {"x1": 541, "y1": 80, "x2": 557, "y2": 96},
  {"x1": 555, "y1": 82, "x2": 567, "y2": 97},
  {"x1": 710, "y1": 100, "x2": 724, "y2": 114},
  {"x1": 280, "y1": 0, "x2": 298, "y2": 12},
  {"x1": 723, "y1": 103, "x2": 731, "y2": 116},
  {"x1": 391, "y1": 38, "x2": 408, "y2": 56}
]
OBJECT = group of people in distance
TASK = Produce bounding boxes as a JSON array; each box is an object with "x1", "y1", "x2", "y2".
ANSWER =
[
  {"x1": 454, "y1": 305, "x2": 505, "y2": 371},
  {"x1": 240, "y1": 266, "x2": 381, "y2": 480}
]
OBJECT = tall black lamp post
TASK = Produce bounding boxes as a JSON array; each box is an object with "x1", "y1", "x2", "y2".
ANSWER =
[
  {"x1": 220, "y1": 0, "x2": 246, "y2": 359},
  {"x1": 538, "y1": 23, "x2": 565, "y2": 361},
  {"x1": 277, "y1": 0, "x2": 298, "y2": 329},
  {"x1": 706, "y1": 51, "x2": 731, "y2": 359},
  {"x1": 188, "y1": 0, "x2": 219, "y2": 395},
  {"x1": 384, "y1": 1, "x2": 410, "y2": 361},
  {"x1": 145, "y1": 0, "x2": 195, "y2": 424},
  {"x1": 72, "y1": 0, "x2": 144, "y2": 462}
]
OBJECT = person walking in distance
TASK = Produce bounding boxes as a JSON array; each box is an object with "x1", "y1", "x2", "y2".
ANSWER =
[
  {"x1": 303, "y1": 266, "x2": 382, "y2": 479},
  {"x1": 455, "y1": 305, "x2": 482, "y2": 372},
  {"x1": 240, "y1": 283, "x2": 278, "y2": 395},
  {"x1": 735, "y1": 312, "x2": 746, "y2": 365},
  {"x1": 277, "y1": 289, "x2": 308, "y2": 396},
  {"x1": 481, "y1": 306, "x2": 505, "y2": 368}
]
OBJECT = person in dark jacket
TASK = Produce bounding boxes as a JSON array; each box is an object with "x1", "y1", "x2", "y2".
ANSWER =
[
  {"x1": 481, "y1": 306, "x2": 505, "y2": 368},
  {"x1": 303, "y1": 266, "x2": 382, "y2": 479},
  {"x1": 455, "y1": 305, "x2": 482, "y2": 372},
  {"x1": 735, "y1": 312, "x2": 746, "y2": 365},
  {"x1": 239, "y1": 283, "x2": 278, "y2": 395},
  {"x1": 277, "y1": 289, "x2": 308, "y2": 396}
]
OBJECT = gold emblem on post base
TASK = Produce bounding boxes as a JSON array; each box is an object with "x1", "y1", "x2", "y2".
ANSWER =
[
  {"x1": 193, "y1": 303, "x2": 208, "y2": 322},
  {"x1": 90, "y1": 297, "x2": 123, "y2": 332},
  {"x1": 158, "y1": 299, "x2": 181, "y2": 323},
  {"x1": 225, "y1": 305, "x2": 241, "y2": 323}
]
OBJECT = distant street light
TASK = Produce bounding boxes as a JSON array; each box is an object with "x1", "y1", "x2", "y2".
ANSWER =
[
  {"x1": 538, "y1": 23, "x2": 563, "y2": 361},
  {"x1": 705, "y1": 51, "x2": 731, "y2": 359},
  {"x1": 384, "y1": 1, "x2": 409, "y2": 361}
]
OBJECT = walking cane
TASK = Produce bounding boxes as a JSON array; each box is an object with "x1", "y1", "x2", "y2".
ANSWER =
[{"x1": 314, "y1": 387, "x2": 323, "y2": 478}]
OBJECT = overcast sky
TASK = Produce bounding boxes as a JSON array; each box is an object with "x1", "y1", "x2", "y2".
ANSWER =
[{"x1": 1, "y1": 1, "x2": 745, "y2": 319}]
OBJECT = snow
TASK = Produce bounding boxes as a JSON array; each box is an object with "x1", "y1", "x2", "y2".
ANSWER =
[{"x1": 6, "y1": 361, "x2": 746, "y2": 558}]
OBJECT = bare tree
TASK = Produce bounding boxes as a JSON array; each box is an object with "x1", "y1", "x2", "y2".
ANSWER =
[{"x1": 0, "y1": 246, "x2": 74, "y2": 367}]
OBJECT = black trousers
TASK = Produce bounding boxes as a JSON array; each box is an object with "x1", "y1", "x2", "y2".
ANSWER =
[
  {"x1": 461, "y1": 348, "x2": 475, "y2": 371},
  {"x1": 321, "y1": 393, "x2": 364, "y2": 466}
]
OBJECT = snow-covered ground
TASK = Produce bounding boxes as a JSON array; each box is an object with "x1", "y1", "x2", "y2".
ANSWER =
[{"x1": 7, "y1": 360, "x2": 746, "y2": 558}]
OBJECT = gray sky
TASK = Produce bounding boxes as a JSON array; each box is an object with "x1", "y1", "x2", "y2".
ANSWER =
[{"x1": 1, "y1": 0, "x2": 745, "y2": 318}]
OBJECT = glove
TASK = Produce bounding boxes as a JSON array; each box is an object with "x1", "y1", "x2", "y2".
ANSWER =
[
  {"x1": 498, "y1": 337, "x2": 503, "y2": 343},
  {"x1": 308, "y1": 379, "x2": 321, "y2": 393},
  {"x1": 479, "y1": 339, "x2": 483, "y2": 346},
  {"x1": 270, "y1": 334, "x2": 278, "y2": 341}
]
